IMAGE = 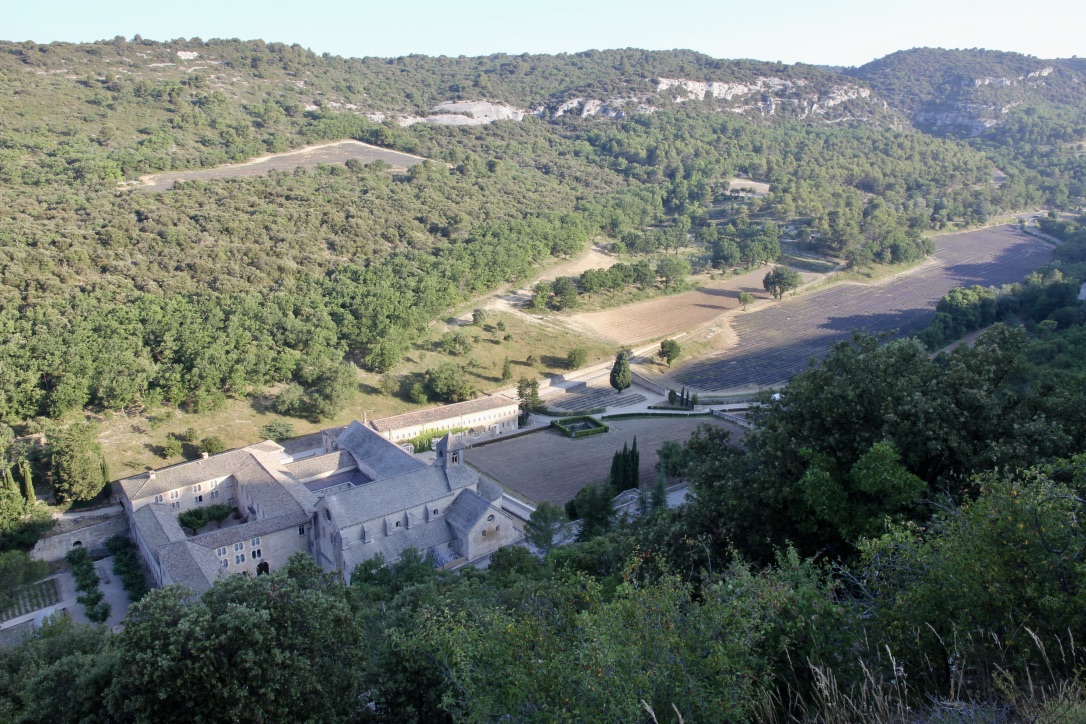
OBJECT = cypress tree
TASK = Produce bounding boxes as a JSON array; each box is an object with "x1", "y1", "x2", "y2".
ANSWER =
[
  {"x1": 19, "y1": 459, "x2": 35, "y2": 507},
  {"x1": 3, "y1": 466, "x2": 17, "y2": 494},
  {"x1": 631, "y1": 437, "x2": 640, "y2": 489}
]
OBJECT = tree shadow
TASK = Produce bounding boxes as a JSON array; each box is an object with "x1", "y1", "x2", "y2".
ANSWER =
[{"x1": 540, "y1": 355, "x2": 567, "y2": 369}]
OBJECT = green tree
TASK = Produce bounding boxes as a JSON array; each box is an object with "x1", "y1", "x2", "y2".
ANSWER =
[
  {"x1": 199, "y1": 436, "x2": 226, "y2": 456},
  {"x1": 609, "y1": 351, "x2": 632, "y2": 394},
  {"x1": 762, "y1": 266, "x2": 802, "y2": 300},
  {"x1": 738, "y1": 291, "x2": 755, "y2": 310},
  {"x1": 425, "y1": 364, "x2": 475, "y2": 403},
  {"x1": 565, "y1": 347, "x2": 588, "y2": 370},
  {"x1": 658, "y1": 339, "x2": 681, "y2": 367},
  {"x1": 161, "y1": 436, "x2": 182, "y2": 458},
  {"x1": 526, "y1": 502, "x2": 567, "y2": 555},
  {"x1": 49, "y1": 422, "x2": 108, "y2": 503},
  {"x1": 516, "y1": 377, "x2": 543, "y2": 418},
  {"x1": 19, "y1": 459, "x2": 35, "y2": 508},
  {"x1": 471, "y1": 308, "x2": 487, "y2": 325},
  {"x1": 501, "y1": 357, "x2": 513, "y2": 381},
  {"x1": 551, "y1": 277, "x2": 580, "y2": 310},
  {"x1": 655, "y1": 256, "x2": 690, "y2": 289},
  {"x1": 106, "y1": 555, "x2": 367, "y2": 723},
  {"x1": 259, "y1": 421, "x2": 296, "y2": 440}
]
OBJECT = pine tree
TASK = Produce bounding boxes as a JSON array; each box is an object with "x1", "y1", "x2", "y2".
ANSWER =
[{"x1": 19, "y1": 459, "x2": 35, "y2": 508}]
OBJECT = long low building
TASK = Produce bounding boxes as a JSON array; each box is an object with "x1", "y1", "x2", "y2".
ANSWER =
[
  {"x1": 118, "y1": 422, "x2": 521, "y2": 593},
  {"x1": 368, "y1": 394, "x2": 519, "y2": 443}
]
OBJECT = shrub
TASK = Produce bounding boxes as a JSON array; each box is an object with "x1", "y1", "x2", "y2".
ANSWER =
[
  {"x1": 259, "y1": 422, "x2": 295, "y2": 441},
  {"x1": 161, "y1": 436, "x2": 182, "y2": 458},
  {"x1": 105, "y1": 535, "x2": 149, "y2": 602},
  {"x1": 200, "y1": 436, "x2": 226, "y2": 455}
]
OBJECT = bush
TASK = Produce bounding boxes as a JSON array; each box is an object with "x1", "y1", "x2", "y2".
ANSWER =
[
  {"x1": 178, "y1": 504, "x2": 234, "y2": 533},
  {"x1": 66, "y1": 545, "x2": 108, "y2": 623},
  {"x1": 161, "y1": 436, "x2": 182, "y2": 458},
  {"x1": 258, "y1": 422, "x2": 295, "y2": 441},
  {"x1": 200, "y1": 436, "x2": 226, "y2": 456},
  {"x1": 105, "y1": 535, "x2": 149, "y2": 602},
  {"x1": 552, "y1": 416, "x2": 609, "y2": 438}
]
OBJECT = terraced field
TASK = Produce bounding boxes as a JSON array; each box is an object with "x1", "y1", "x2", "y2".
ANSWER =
[
  {"x1": 137, "y1": 140, "x2": 428, "y2": 190},
  {"x1": 672, "y1": 226, "x2": 1052, "y2": 392},
  {"x1": 548, "y1": 379, "x2": 647, "y2": 412}
]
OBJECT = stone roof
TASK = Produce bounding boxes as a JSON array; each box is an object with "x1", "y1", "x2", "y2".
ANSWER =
[
  {"x1": 324, "y1": 464, "x2": 475, "y2": 529},
  {"x1": 476, "y1": 477, "x2": 503, "y2": 503},
  {"x1": 435, "y1": 433, "x2": 465, "y2": 454},
  {"x1": 118, "y1": 441, "x2": 285, "y2": 501},
  {"x1": 158, "y1": 540, "x2": 223, "y2": 593},
  {"x1": 336, "y1": 421, "x2": 427, "y2": 479},
  {"x1": 445, "y1": 488, "x2": 494, "y2": 536},
  {"x1": 369, "y1": 395, "x2": 517, "y2": 433},
  {"x1": 131, "y1": 504, "x2": 186, "y2": 560},
  {"x1": 283, "y1": 451, "x2": 356, "y2": 482},
  {"x1": 187, "y1": 513, "x2": 307, "y2": 550},
  {"x1": 342, "y1": 518, "x2": 456, "y2": 572}
]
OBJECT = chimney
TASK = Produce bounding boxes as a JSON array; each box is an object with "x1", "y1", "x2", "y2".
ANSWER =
[
  {"x1": 148, "y1": 471, "x2": 156, "y2": 480},
  {"x1": 201, "y1": 452, "x2": 209, "y2": 460}
]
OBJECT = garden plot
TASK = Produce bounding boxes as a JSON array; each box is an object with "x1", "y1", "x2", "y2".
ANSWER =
[
  {"x1": 1, "y1": 578, "x2": 60, "y2": 622},
  {"x1": 547, "y1": 378, "x2": 647, "y2": 412},
  {"x1": 467, "y1": 416, "x2": 740, "y2": 505},
  {"x1": 671, "y1": 226, "x2": 1052, "y2": 392}
]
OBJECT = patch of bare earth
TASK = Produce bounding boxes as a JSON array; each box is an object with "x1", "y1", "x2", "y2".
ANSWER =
[
  {"x1": 136, "y1": 140, "x2": 429, "y2": 190},
  {"x1": 571, "y1": 266, "x2": 818, "y2": 346}
]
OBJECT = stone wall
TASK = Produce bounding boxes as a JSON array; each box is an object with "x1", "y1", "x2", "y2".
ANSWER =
[{"x1": 31, "y1": 515, "x2": 129, "y2": 562}]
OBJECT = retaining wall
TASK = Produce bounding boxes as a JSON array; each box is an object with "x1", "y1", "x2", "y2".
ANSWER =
[{"x1": 30, "y1": 516, "x2": 129, "y2": 562}]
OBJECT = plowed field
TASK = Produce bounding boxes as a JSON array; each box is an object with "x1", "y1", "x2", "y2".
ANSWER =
[
  {"x1": 571, "y1": 266, "x2": 819, "y2": 344},
  {"x1": 138, "y1": 140, "x2": 427, "y2": 190},
  {"x1": 671, "y1": 226, "x2": 1052, "y2": 392}
]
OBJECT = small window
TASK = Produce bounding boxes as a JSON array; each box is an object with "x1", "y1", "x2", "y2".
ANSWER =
[
  {"x1": 250, "y1": 537, "x2": 261, "y2": 547},
  {"x1": 192, "y1": 484, "x2": 202, "y2": 493},
  {"x1": 486, "y1": 514, "x2": 495, "y2": 522},
  {"x1": 251, "y1": 549, "x2": 262, "y2": 560},
  {"x1": 208, "y1": 480, "x2": 217, "y2": 489},
  {"x1": 221, "y1": 559, "x2": 229, "y2": 569},
  {"x1": 395, "y1": 521, "x2": 401, "y2": 528},
  {"x1": 154, "y1": 494, "x2": 164, "y2": 504},
  {"x1": 325, "y1": 509, "x2": 331, "y2": 521},
  {"x1": 496, "y1": 525, "x2": 501, "y2": 531},
  {"x1": 171, "y1": 502, "x2": 180, "y2": 511},
  {"x1": 433, "y1": 509, "x2": 438, "y2": 515},
  {"x1": 210, "y1": 490, "x2": 219, "y2": 500},
  {"x1": 234, "y1": 542, "x2": 244, "y2": 552},
  {"x1": 299, "y1": 526, "x2": 305, "y2": 536},
  {"x1": 169, "y1": 490, "x2": 179, "y2": 500},
  {"x1": 481, "y1": 530, "x2": 487, "y2": 537},
  {"x1": 216, "y1": 547, "x2": 227, "y2": 557},
  {"x1": 234, "y1": 554, "x2": 245, "y2": 564},
  {"x1": 195, "y1": 495, "x2": 203, "y2": 504}
]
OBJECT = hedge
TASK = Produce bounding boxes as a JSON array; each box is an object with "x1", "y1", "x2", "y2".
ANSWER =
[
  {"x1": 600, "y1": 412, "x2": 711, "y2": 421},
  {"x1": 105, "y1": 535, "x2": 149, "y2": 602},
  {"x1": 65, "y1": 547, "x2": 110, "y2": 624},
  {"x1": 551, "y1": 416, "x2": 610, "y2": 438}
]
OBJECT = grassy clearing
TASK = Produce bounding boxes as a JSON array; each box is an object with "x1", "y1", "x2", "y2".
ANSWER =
[
  {"x1": 97, "y1": 309, "x2": 616, "y2": 475},
  {"x1": 1, "y1": 579, "x2": 60, "y2": 622}
]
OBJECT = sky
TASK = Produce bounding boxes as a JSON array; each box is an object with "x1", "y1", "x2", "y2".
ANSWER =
[{"x1": 3, "y1": 0, "x2": 1083, "y2": 67}]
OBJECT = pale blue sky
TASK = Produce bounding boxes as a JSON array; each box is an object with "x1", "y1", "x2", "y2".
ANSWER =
[{"x1": 3, "y1": 0, "x2": 1082, "y2": 66}]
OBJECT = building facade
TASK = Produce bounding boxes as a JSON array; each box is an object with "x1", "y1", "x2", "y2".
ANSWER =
[{"x1": 118, "y1": 422, "x2": 520, "y2": 592}]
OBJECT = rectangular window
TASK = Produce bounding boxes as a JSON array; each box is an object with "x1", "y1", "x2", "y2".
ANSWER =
[
  {"x1": 216, "y1": 547, "x2": 227, "y2": 557},
  {"x1": 299, "y1": 526, "x2": 305, "y2": 536},
  {"x1": 251, "y1": 549, "x2": 262, "y2": 560},
  {"x1": 195, "y1": 495, "x2": 203, "y2": 504},
  {"x1": 233, "y1": 542, "x2": 244, "y2": 552},
  {"x1": 234, "y1": 554, "x2": 245, "y2": 565},
  {"x1": 221, "y1": 559, "x2": 229, "y2": 569}
]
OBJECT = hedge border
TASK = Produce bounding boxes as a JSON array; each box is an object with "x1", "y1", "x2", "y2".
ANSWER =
[
  {"x1": 601, "y1": 412, "x2": 711, "y2": 421},
  {"x1": 552, "y1": 416, "x2": 610, "y2": 438}
]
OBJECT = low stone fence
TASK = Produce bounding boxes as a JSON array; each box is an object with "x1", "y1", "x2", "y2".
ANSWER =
[
  {"x1": 31, "y1": 515, "x2": 129, "y2": 562},
  {"x1": 630, "y1": 370, "x2": 670, "y2": 397}
]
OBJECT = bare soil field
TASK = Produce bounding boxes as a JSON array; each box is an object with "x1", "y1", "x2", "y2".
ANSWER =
[
  {"x1": 467, "y1": 416, "x2": 741, "y2": 505},
  {"x1": 137, "y1": 140, "x2": 428, "y2": 190},
  {"x1": 727, "y1": 177, "x2": 771, "y2": 195},
  {"x1": 570, "y1": 266, "x2": 818, "y2": 345},
  {"x1": 670, "y1": 225, "x2": 1052, "y2": 393}
]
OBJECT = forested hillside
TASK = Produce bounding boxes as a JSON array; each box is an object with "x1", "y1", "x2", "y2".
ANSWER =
[
  {"x1": 0, "y1": 38, "x2": 1040, "y2": 433},
  {"x1": 848, "y1": 47, "x2": 1086, "y2": 207}
]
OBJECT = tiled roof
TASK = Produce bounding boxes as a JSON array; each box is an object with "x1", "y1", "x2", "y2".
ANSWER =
[
  {"x1": 118, "y1": 440, "x2": 285, "y2": 501},
  {"x1": 336, "y1": 421, "x2": 427, "y2": 479},
  {"x1": 188, "y1": 513, "x2": 308, "y2": 549},
  {"x1": 369, "y1": 395, "x2": 517, "y2": 433},
  {"x1": 131, "y1": 504, "x2": 186, "y2": 560},
  {"x1": 476, "y1": 478, "x2": 503, "y2": 503},
  {"x1": 445, "y1": 488, "x2": 494, "y2": 535},
  {"x1": 158, "y1": 541, "x2": 223, "y2": 593},
  {"x1": 324, "y1": 464, "x2": 475, "y2": 529},
  {"x1": 283, "y1": 451, "x2": 356, "y2": 481},
  {"x1": 342, "y1": 518, "x2": 456, "y2": 571}
]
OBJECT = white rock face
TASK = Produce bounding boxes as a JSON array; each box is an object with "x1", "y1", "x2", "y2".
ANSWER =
[
  {"x1": 656, "y1": 77, "x2": 807, "y2": 101},
  {"x1": 429, "y1": 101, "x2": 525, "y2": 123},
  {"x1": 176, "y1": 51, "x2": 199, "y2": 60}
]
